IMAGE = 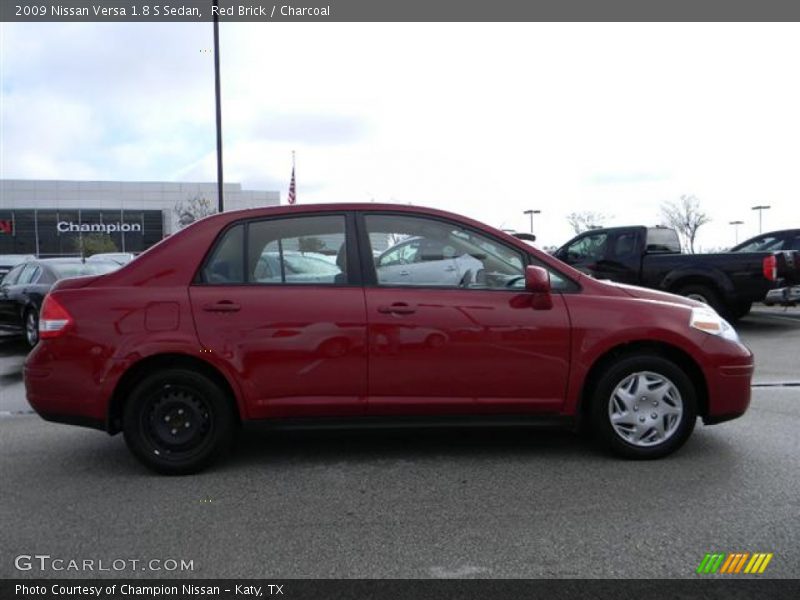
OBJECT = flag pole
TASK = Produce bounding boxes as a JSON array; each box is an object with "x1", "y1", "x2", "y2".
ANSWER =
[{"x1": 213, "y1": 0, "x2": 224, "y2": 213}]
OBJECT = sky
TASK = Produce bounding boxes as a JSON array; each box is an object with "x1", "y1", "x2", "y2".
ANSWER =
[{"x1": 1, "y1": 22, "x2": 799, "y2": 249}]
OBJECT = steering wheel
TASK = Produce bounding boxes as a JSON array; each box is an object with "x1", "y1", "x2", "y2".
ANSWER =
[{"x1": 504, "y1": 275, "x2": 525, "y2": 288}]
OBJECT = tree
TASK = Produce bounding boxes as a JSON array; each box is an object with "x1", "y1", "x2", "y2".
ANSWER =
[
  {"x1": 174, "y1": 195, "x2": 217, "y2": 229},
  {"x1": 660, "y1": 194, "x2": 711, "y2": 253},
  {"x1": 566, "y1": 211, "x2": 611, "y2": 235},
  {"x1": 72, "y1": 234, "x2": 118, "y2": 257}
]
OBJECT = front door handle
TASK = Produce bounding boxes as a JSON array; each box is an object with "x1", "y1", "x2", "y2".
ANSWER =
[
  {"x1": 202, "y1": 301, "x2": 241, "y2": 313},
  {"x1": 377, "y1": 303, "x2": 416, "y2": 315}
]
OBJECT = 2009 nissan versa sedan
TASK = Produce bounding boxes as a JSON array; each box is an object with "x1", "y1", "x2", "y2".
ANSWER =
[{"x1": 24, "y1": 204, "x2": 754, "y2": 474}]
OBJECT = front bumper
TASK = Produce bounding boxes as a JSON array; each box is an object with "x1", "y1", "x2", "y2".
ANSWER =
[{"x1": 701, "y1": 341, "x2": 754, "y2": 425}]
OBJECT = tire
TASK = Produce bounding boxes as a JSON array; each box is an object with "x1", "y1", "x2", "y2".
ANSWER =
[
  {"x1": 123, "y1": 368, "x2": 236, "y2": 475},
  {"x1": 729, "y1": 302, "x2": 752, "y2": 322},
  {"x1": 24, "y1": 308, "x2": 39, "y2": 348},
  {"x1": 591, "y1": 354, "x2": 697, "y2": 459},
  {"x1": 676, "y1": 284, "x2": 726, "y2": 317}
]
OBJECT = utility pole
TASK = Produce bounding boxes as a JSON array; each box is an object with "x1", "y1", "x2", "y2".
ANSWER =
[
  {"x1": 729, "y1": 220, "x2": 744, "y2": 245},
  {"x1": 751, "y1": 205, "x2": 771, "y2": 234},
  {"x1": 523, "y1": 209, "x2": 541, "y2": 234},
  {"x1": 213, "y1": 0, "x2": 224, "y2": 213}
]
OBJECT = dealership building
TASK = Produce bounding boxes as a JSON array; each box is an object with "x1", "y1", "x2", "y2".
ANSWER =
[{"x1": 0, "y1": 179, "x2": 280, "y2": 256}]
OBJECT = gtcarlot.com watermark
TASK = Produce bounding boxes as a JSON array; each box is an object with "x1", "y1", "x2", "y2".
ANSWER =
[{"x1": 15, "y1": 554, "x2": 194, "y2": 572}]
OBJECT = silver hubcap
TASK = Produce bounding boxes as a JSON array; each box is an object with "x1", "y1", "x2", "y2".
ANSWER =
[
  {"x1": 26, "y1": 312, "x2": 38, "y2": 345},
  {"x1": 608, "y1": 371, "x2": 683, "y2": 447}
]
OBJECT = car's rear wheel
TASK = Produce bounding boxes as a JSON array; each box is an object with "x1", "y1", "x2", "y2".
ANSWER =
[
  {"x1": 24, "y1": 308, "x2": 39, "y2": 348},
  {"x1": 591, "y1": 354, "x2": 697, "y2": 459},
  {"x1": 123, "y1": 369, "x2": 236, "y2": 474}
]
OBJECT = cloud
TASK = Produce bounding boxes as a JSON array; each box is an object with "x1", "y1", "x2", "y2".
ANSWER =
[
  {"x1": 585, "y1": 172, "x2": 671, "y2": 185},
  {"x1": 247, "y1": 113, "x2": 367, "y2": 145}
]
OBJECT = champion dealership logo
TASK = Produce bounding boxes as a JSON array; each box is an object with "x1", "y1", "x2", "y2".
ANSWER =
[
  {"x1": 0, "y1": 219, "x2": 12, "y2": 234},
  {"x1": 696, "y1": 552, "x2": 774, "y2": 574}
]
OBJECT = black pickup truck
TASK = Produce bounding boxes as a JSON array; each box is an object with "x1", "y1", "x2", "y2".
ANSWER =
[{"x1": 553, "y1": 225, "x2": 799, "y2": 320}]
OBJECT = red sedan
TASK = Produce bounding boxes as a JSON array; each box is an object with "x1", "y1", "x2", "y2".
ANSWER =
[{"x1": 24, "y1": 204, "x2": 753, "y2": 473}]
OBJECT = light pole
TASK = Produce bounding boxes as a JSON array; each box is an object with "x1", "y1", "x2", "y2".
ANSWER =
[
  {"x1": 729, "y1": 220, "x2": 744, "y2": 245},
  {"x1": 523, "y1": 209, "x2": 541, "y2": 234},
  {"x1": 751, "y1": 205, "x2": 771, "y2": 234}
]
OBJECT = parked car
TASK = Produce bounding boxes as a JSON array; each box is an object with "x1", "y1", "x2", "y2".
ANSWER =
[
  {"x1": 87, "y1": 252, "x2": 136, "y2": 265},
  {"x1": 25, "y1": 204, "x2": 753, "y2": 474},
  {"x1": 553, "y1": 225, "x2": 799, "y2": 320},
  {"x1": 376, "y1": 236, "x2": 485, "y2": 286},
  {"x1": 763, "y1": 286, "x2": 800, "y2": 307},
  {"x1": 0, "y1": 258, "x2": 120, "y2": 347},
  {"x1": 731, "y1": 229, "x2": 800, "y2": 253},
  {"x1": 0, "y1": 254, "x2": 36, "y2": 280}
]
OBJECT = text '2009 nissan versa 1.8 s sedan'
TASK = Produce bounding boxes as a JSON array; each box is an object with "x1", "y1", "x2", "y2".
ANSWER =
[{"x1": 24, "y1": 204, "x2": 754, "y2": 474}]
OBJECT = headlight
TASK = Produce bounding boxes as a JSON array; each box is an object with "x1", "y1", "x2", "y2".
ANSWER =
[{"x1": 689, "y1": 306, "x2": 739, "y2": 342}]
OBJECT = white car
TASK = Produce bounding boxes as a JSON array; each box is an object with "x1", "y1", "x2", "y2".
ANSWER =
[{"x1": 375, "y1": 237, "x2": 485, "y2": 286}]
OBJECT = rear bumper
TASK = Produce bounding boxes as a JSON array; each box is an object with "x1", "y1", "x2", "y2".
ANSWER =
[{"x1": 24, "y1": 351, "x2": 114, "y2": 430}]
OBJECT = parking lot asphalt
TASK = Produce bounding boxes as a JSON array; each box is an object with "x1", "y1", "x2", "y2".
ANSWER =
[{"x1": 1, "y1": 306, "x2": 798, "y2": 579}]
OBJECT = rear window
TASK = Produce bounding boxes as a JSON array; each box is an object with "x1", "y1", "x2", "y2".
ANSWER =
[
  {"x1": 646, "y1": 228, "x2": 681, "y2": 252},
  {"x1": 50, "y1": 262, "x2": 119, "y2": 279}
]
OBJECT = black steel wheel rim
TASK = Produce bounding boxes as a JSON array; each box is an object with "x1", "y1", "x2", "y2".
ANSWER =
[{"x1": 140, "y1": 384, "x2": 215, "y2": 461}]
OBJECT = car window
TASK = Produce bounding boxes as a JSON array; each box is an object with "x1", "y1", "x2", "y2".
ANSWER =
[
  {"x1": 563, "y1": 232, "x2": 608, "y2": 261},
  {"x1": 613, "y1": 232, "x2": 638, "y2": 258},
  {"x1": 365, "y1": 214, "x2": 525, "y2": 289},
  {"x1": 227, "y1": 215, "x2": 348, "y2": 285},
  {"x1": 734, "y1": 235, "x2": 782, "y2": 252},
  {"x1": 18, "y1": 263, "x2": 39, "y2": 284},
  {"x1": 378, "y1": 240, "x2": 419, "y2": 267},
  {"x1": 1, "y1": 264, "x2": 25, "y2": 285},
  {"x1": 789, "y1": 235, "x2": 800, "y2": 251},
  {"x1": 203, "y1": 224, "x2": 245, "y2": 284}
]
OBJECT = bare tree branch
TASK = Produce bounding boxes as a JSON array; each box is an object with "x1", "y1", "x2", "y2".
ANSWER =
[
  {"x1": 566, "y1": 211, "x2": 611, "y2": 235},
  {"x1": 660, "y1": 194, "x2": 711, "y2": 253}
]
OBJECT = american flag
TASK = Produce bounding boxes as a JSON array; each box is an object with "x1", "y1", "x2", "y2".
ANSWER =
[{"x1": 287, "y1": 166, "x2": 296, "y2": 204}]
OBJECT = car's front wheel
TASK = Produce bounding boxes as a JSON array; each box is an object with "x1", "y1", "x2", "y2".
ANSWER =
[
  {"x1": 123, "y1": 368, "x2": 236, "y2": 474},
  {"x1": 591, "y1": 354, "x2": 697, "y2": 459}
]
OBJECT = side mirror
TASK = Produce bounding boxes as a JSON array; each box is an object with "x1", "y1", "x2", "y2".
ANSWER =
[
  {"x1": 525, "y1": 266, "x2": 551, "y2": 293},
  {"x1": 525, "y1": 266, "x2": 553, "y2": 310}
]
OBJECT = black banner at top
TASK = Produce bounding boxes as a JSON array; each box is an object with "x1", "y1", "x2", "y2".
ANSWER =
[{"x1": 3, "y1": 0, "x2": 800, "y2": 22}]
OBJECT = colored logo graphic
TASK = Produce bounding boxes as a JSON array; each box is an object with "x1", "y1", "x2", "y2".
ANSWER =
[
  {"x1": 697, "y1": 552, "x2": 773, "y2": 574},
  {"x1": 0, "y1": 220, "x2": 13, "y2": 234}
]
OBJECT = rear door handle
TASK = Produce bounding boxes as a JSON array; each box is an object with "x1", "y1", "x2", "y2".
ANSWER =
[
  {"x1": 377, "y1": 303, "x2": 416, "y2": 315},
  {"x1": 202, "y1": 301, "x2": 241, "y2": 313}
]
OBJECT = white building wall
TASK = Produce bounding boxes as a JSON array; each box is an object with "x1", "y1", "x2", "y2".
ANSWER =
[{"x1": 0, "y1": 179, "x2": 280, "y2": 235}]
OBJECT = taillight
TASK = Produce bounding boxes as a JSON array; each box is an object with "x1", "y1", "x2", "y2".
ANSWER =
[
  {"x1": 762, "y1": 255, "x2": 778, "y2": 281},
  {"x1": 39, "y1": 294, "x2": 74, "y2": 339}
]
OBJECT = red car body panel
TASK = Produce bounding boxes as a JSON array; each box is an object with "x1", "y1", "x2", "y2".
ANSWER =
[{"x1": 24, "y1": 203, "x2": 753, "y2": 432}]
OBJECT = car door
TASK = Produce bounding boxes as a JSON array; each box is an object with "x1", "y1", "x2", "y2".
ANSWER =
[
  {"x1": 360, "y1": 212, "x2": 572, "y2": 416},
  {"x1": 555, "y1": 231, "x2": 609, "y2": 279},
  {"x1": 595, "y1": 230, "x2": 642, "y2": 284},
  {"x1": 189, "y1": 213, "x2": 368, "y2": 419},
  {"x1": 0, "y1": 264, "x2": 25, "y2": 330},
  {"x1": 375, "y1": 239, "x2": 419, "y2": 285}
]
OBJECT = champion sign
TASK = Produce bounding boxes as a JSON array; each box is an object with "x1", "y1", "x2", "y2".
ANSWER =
[{"x1": 57, "y1": 221, "x2": 142, "y2": 234}]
